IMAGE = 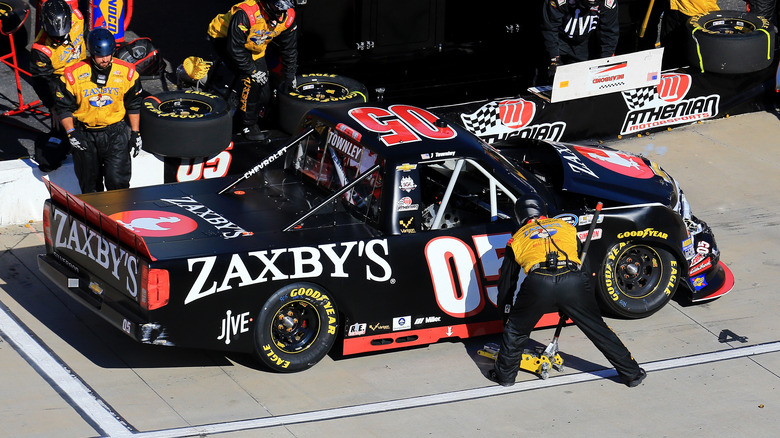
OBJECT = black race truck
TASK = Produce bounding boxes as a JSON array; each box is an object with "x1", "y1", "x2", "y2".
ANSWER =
[{"x1": 38, "y1": 102, "x2": 732, "y2": 372}]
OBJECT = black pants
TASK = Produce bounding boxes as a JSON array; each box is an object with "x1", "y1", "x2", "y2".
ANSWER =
[
  {"x1": 660, "y1": 8, "x2": 692, "y2": 69},
  {"x1": 71, "y1": 122, "x2": 131, "y2": 194},
  {"x1": 494, "y1": 267, "x2": 642, "y2": 384},
  {"x1": 210, "y1": 37, "x2": 271, "y2": 128}
]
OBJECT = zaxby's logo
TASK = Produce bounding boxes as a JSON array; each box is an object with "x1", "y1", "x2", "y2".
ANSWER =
[
  {"x1": 109, "y1": 210, "x2": 198, "y2": 237},
  {"x1": 620, "y1": 73, "x2": 719, "y2": 135},
  {"x1": 573, "y1": 146, "x2": 654, "y2": 179},
  {"x1": 460, "y1": 98, "x2": 566, "y2": 143}
]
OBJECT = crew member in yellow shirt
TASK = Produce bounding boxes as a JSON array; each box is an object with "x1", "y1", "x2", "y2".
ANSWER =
[
  {"x1": 488, "y1": 194, "x2": 646, "y2": 388},
  {"x1": 55, "y1": 28, "x2": 143, "y2": 193},
  {"x1": 208, "y1": 0, "x2": 298, "y2": 141}
]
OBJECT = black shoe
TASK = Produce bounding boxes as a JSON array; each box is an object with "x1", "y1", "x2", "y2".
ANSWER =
[
  {"x1": 487, "y1": 369, "x2": 515, "y2": 387},
  {"x1": 239, "y1": 124, "x2": 267, "y2": 141},
  {"x1": 626, "y1": 368, "x2": 647, "y2": 388}
]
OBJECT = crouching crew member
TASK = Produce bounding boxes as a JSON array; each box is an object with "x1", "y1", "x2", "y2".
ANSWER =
[
  {"x1": 488, "y1": 194, "x2": 646, "y2": 387},
  {"x1": 208, "y1": 0, "x2": 298, "y2": 141},
  {"x1": 55, "y1": 28, "x2": 143, "y2": 194}
]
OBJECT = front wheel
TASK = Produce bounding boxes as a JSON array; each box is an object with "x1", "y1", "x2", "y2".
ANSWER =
[
  {"x1": 253, "y1": 283, "x2": 339, "y2": 372},
  {"x1": 598, "y1": 242, "x2": 680, "y2": 318}
]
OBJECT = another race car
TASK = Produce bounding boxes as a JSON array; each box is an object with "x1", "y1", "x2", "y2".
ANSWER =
[{"x1": 38, "y1": 103, "x2": 733, "y2": 372}]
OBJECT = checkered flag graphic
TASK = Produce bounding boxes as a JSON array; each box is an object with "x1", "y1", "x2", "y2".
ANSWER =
[
  {"x1": 460, "y1": 102, "x2": 501, "y2": 136},
  {"x1": 621, "y1": 86, "x2": 657, "y2": 110}
]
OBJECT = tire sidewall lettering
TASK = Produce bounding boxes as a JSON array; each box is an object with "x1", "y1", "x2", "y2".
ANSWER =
[{"x1": 255, "y1": 283, "x2": 338, "y2": 372}]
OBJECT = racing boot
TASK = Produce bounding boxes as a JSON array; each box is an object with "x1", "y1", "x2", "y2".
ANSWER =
[{"x1": 239, "y1": 124, "x2": 268, "y2": 142}]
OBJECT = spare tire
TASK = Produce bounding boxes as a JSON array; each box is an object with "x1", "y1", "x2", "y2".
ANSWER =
[
  {"x1": 140, "y1": 90, "x2": 232, "y2": 158},
  {"x1": 686, "y1": 11, "x2": 775, "y2": 74},
  {"x1": 278, "y1": 73, "x2": 368, "y2": 134}
]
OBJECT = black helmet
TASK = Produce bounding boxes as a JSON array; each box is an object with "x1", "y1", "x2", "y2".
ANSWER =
[
  {"x1": 87, "y1": 27, "x2": 116, "y2": 57},
  {"x1": 514, "y1": 193, "x2": 548, "y2": 225},
  {"x1": 260, "y1": 0, "x2": 294, "y2": 20},
  {"x1": 41, "y1": 0, "x2": 72, "y2": 39}
]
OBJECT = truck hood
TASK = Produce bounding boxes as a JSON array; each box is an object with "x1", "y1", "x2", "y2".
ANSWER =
[{"x1": 552, "y1": 143, "x2": 676, "y2": 206}]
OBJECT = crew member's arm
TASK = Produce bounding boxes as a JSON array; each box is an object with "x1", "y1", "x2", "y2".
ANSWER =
[
  {"x1": 54, "y1": 75, "x2": 78, "y2": 131},
  {"x1": 541, "y1": 0, "x2": 567, "y2": 61},
  {"x1": 29, "y1": 48, "x2": 56, "y2": 108},
  {"x1": 274, "y1": 13, "x2": 298, "y2": 89},
  {"x1": 496, "y1": 244, "x2": 522, "y2": 323},
  {"x1": 124, "y1": 76, "x2": 143, "y2": 131},
  {"x1": 227, "y1": 9, "x2": 255, "y2": 76},
  {"x1": 599, "y1": 0, "x2": 620, "y2": 57}
]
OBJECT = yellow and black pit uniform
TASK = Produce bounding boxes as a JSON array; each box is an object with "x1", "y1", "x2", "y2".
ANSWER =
[
  {"x1": 55, "y1": 58, "x2": 142, "y2": 193},
  {"x1": 208, "y1": 0, "x2": 298, "y2": 130},
  {"x1": 29, "y1": 8, "x2": 86, "y2": 108},
  {"x1": 492, "y1": 217, "x2": 644, "y2": 387}
]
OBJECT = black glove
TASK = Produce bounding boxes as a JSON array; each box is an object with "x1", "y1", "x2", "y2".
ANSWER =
[
  {"x1": 129, "y1": 130, "x2": 142, "y2": 157},
  {"x1": 547, "y1": 56, "x2": 560, "y2": 82},
  {"x1": 250, "y1": 69, "x2": 268, "y2": 85},
  {"x1": 66, "y1": 129, "x2": 86, "y2": 152}
]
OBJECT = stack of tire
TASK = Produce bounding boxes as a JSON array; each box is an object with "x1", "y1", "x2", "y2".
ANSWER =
[
  {"x1": 278, "y1": 73, "x2": 368, "y2": 134},
  {"x1": 686, "y1": 10, "x2": 776, "y2": 74},
  {"x1": 140, "y1": 90, "x2": 232, "y2": 158},
  {"x1": 140, "y1": 73, "x2": 368, "y2": 158}
]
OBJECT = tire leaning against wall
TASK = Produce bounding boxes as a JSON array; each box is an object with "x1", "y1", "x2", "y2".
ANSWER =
[
  {"x1": 140, "y1": 90, "x2": 232, "y2": 158},
  {"x1": 686, "y1": 11, "x2": 775, "y2": 74},
  {"x1": 278, "y1": 73, "x2": 369, "y2": 134}
]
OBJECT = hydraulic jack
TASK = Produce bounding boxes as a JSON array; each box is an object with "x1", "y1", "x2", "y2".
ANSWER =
[{"x1": 479, "y1": 315, "x2": 566, "y2": 380}]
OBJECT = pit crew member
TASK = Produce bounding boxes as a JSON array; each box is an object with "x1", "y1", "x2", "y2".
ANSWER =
[
  {"x1": 488, "y1": 194, "x2": 646, "y2": 387},
  {"x1": 55, "y1": 28, "x2": 143, "y2": 194},
  {"x1": 207, "y1": 0, "x2": 298, "y2": 141},
  {"x1": 541, "y1": 0, "x2": 619, "y2": 81}
]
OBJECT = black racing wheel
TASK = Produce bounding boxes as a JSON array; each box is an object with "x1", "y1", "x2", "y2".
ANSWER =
[{"x1": 598, "y1": 242, "x2": 680, "y2": 318}]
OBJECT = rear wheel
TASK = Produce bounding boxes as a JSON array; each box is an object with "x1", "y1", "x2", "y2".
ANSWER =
[
  {"x1": 598, "y1": 242, "x2": 680, "y2": 318},
  {"x1": 253, "y1": 283, "x2": 338, "y2": 372}
]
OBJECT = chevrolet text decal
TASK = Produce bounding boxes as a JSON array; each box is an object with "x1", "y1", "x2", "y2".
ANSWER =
[
  {"x1": 184, "y1": 239, "x2": 392, "y2": 304},
  {"x1": 52, "y1": 208, "x2": 139, "y2": 298},
  {"x1": 161, "y1": 197, "x2": 249, "y2": 239},
  {"x1": 460, "y1": 99, "x2": 565, "y2": 143},
  {"x1": 620, "y1": 73, "x2": 719, "y2": 135}
]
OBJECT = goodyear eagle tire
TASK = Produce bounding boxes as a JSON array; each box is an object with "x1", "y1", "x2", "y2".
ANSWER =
[
  {"x1": 686, "y1": 11, "x2": 775, "y2": 74},
  {"x1": 598, "y1": 242, "x2": 680, "y2": 319},
  {"x1": 278, "y1": 73, "x2": 368, "y2": 134},
  {"x1": 254, "y1": 283, "x2": 338, "y2": 373},
  {"x1": 140, "y1": 90, "x2": 232, "y2": 158}
]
